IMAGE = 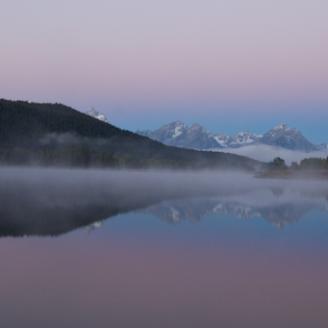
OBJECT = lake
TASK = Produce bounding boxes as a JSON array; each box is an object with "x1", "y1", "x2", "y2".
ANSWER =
[{"x1": 0, "y1": 168, "x2": 327, "y2": 327}]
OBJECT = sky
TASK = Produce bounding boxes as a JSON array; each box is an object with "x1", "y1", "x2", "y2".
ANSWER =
[{"x1": 1, "y1": 0, "x2": 327, "y2": 142}]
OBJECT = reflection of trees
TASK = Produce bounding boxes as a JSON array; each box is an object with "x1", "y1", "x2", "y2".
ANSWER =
[
  {"x1": 0, "y1": 171, "x2": 327, "y2": 237},
  {"x1": 0, "y1": 186, "x2": 179, "y2": 237},
  {"x1": 270, "y1": 187, "x2": 284, "y2": 198}
]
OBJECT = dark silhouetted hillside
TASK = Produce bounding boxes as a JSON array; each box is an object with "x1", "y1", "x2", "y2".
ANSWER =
[{"x1": 0, "y1": 99, "x2": 261, "y2": 170}]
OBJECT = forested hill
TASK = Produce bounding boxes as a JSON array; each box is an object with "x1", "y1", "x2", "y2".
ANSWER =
[
  {"x1": 0, "y1": 99, "x2": 130, "y2": 144},
  {"x1": 0, "y1": 99, "x2": 261, "y2": 170}
]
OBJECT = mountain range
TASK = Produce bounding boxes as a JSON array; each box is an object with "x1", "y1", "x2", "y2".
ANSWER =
[
  {"x1": 0, "y1": 99, "x2": 260, "y2": 170},
  {"x1": 86, "y1": 108, "x2": 328, "y2": 163},
  {"x1": 85, "y1": 109, "x2": 328, "y2": 164},
  {"x1": 143, "y1": 195, "x2": 322, "y2": 229},
  {"x1": 137, "y1": 121, "x2": 320, "y2": 152}
]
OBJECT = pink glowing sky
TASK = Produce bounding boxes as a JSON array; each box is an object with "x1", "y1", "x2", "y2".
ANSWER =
[{"x1": 1, "y1": 0, "x2": 328, "y2": 139}]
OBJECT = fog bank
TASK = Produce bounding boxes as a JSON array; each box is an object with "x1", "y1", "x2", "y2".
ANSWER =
[
  {"x1": 1, "y1": 167, "x2": 328, "y2": 236},
  {"x1": 217, "y1": 144, "x2": 328, "y2": 164}
]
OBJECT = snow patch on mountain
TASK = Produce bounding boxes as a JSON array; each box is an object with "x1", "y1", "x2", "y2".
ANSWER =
[
  {"x1": 261, "y1": 123, "x2": 316, "y2": 151},
  {"x1": 213, "y1": 134, "x2": 233, "y2": 148},
  {"x1": 86, "y1": 108, "x2": 108, "y2": 123},
  {"x1": 138, "y1": 121, "x2": 219, "y2": 150},
  {"x1": 172, "y1": 126, "x2": 183, "y2": 138},
  {"x1": 273, "y1": 123, "x2": 290, "y2": 131},
  {"x1": 138, "y1": 121, "x2": 322, "y2": 155},
  {"x1": 230, "y1": 132, "x2": 262, "y2": 146}
]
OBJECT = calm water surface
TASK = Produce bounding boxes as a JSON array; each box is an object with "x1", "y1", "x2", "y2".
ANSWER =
[{"x1": 0, "y1": 168, "x2": 327, "y2": 328}]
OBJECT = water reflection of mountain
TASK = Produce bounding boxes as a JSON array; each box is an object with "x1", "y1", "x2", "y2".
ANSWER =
[
  {"x1": 1, "y1": 168, "x2": 328, "y2": 237},
  {"x1": 143, "y1": 196, "x2": 326, "y2": 229}
]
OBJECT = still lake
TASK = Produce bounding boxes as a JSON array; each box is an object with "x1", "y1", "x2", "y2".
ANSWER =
[{"x1": 0, "y1": 168, "x2": 327, "y2": 328}]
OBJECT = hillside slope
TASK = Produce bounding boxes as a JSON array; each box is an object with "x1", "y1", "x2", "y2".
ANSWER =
[{"x1": 0, "y1": 99, "x2": 260, "y2": 170}]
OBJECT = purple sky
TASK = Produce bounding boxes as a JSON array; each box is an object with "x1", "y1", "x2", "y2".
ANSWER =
[{"x1": 1, "y1": 0, "x2": 327, "y2": 141}]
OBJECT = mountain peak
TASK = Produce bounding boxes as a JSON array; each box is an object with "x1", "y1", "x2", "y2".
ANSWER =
[
  {"x1": 272, "y1": 123, "x2": 293, "y2": 131},
  {"x1": 190, "y1": 123, "x2": 204, "y2": 130},
  {"x1": 262, "y1": 123, "x2": 316, "y2": 151},
  {"x1": 165, "y1": 121, "x2": 185, "y2": 127},
  {"x1": 86, "y1": 108, "x2": 108, "y2": 123},
  {"x1": 137, "y1": 121, "x2": 319, "y2": 152}
]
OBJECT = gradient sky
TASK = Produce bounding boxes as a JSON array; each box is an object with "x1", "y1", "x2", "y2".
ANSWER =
[{"x1": 1, "y1": 0, "x2": 327, "y2": 141}]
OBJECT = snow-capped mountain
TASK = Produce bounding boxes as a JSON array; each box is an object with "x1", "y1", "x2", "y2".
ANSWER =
[
  {"x1": 86, "y1": 108, "x2": 108, "y2": 123},
  {"x1": 139, "y1": 122, "x2": 262, "y2": 150},
  {"x1": 142, "y1": 194, "x2": 322, "y2": 229},
  {"x1": 83, "y1": 112, "x2": 326, "y2": 162},
  {"x1": 138, "y1": 122, "x2": 319, "y2": 153},
  {"x1": 261, "y1": 123, "x2": 316, "y2": 151},
  {"x1": 226, "y1": 131, "x2": 262, "y2": 147},
  {"x1": 213, "y1": 131, "x2": 262, "y2": 148},
  {"x1": 139, "y1": 121, "x2": 219, "y2": 149},
  {"x1": 212, "y1": 134, "x2": 234, "y2": 148}
]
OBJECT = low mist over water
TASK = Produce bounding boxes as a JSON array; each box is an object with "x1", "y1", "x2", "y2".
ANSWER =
[{"x1": 1, "y1": 166, "x2": 328, "y2": 235}]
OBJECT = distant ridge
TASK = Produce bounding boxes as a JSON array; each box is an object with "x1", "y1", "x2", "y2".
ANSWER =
[
  {"x1": 0, "y1": 99, "x2": 260, "y2": 170},
  {"x1": 137, "y1": 121, "x2": 319, "y2": 152}
]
